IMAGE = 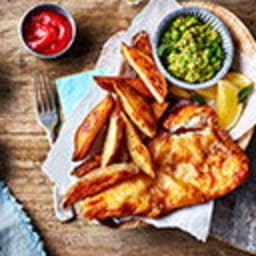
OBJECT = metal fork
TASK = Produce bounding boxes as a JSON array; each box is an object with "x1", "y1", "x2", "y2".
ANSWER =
[
  {"x1": 34, "y1": 73, "x2": 74, "y2": 222},
  {"x1": 34, "y1": 73, "x2": 58, "y2": 144}
]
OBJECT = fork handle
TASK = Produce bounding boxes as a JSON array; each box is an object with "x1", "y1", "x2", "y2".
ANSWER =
[{"x1": 46, "y1": 128, "x2": 56, "y2": 145}]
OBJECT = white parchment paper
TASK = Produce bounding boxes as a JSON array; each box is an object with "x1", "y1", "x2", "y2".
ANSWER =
[{"x1": 43, "y1": 0, "x2": 256, "y2": 241}]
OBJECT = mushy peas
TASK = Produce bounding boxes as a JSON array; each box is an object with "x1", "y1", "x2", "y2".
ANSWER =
[{"x1": 158, "y1": 15, "x2": 225, "y2": 83}]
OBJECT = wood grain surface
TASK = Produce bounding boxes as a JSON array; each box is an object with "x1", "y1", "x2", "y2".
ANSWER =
[{"x1": 0, "y1": 0, "x2": 255, "y2": 255}]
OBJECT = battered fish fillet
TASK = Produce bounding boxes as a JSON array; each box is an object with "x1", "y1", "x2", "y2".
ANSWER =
[
  {"x1": 79, "y1": 175, "x2": 157, "y2": 220},
  {"x1": 63, "y1": 163, "x2": 139, "y2": 208},
  {"x1": 78, "y1": 105, "x2": 249, "y2": 220}
]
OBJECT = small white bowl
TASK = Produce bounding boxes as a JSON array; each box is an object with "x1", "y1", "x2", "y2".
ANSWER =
[
  {"x1": 18, "y1": 3, "x2": 77, "y2": 59},
  {"x1": 152, "y1": 7, "x2": 234, "y2": 90}
]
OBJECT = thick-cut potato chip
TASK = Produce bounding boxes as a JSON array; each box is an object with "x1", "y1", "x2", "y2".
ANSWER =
[
  {"x1": 196, "y1": 86, "x2": 217, "y2": 99},
  {"x1": 94, "y1": 76, "x2": 152, "y2": 98},
  {"x1": 122, "y1": 113, "x2": 155, "y2": 178},
  {"x1": 63, "y1": 163, "x2": 139, "y2": 208},
  {"x1": 121, "y1": 43, "x2": 167, "y2": 103},
  {"x1": 132, "y1": 31, "x2": 153, "y2": 58},
  {"x1": 73, "y1": 95, "x2": 115, "y2": 161},
  {"x1": 151, "y1": 102, "x2": 169, "y2": 121},
  {"x1": 114, "y1": 80, "x2": 156, "y2": 138},
  {"x1": 169, "y1": 85, "x2": 191, "y2": 99},
  {"x1": 101, "y1": 104, "x2": 124, "y2": 167},
  {"x1": 71, "y1": 154, "x2": 101, "y2": 178}
]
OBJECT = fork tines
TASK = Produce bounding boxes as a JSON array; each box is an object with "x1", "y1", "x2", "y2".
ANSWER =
[{"x1": 34, "y1": 73, "x2": 56, "y2": 113}]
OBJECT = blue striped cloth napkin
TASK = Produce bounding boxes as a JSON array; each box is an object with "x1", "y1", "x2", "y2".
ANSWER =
[{"x1": 0, "y1": 182, "x2": 46, "y2": 256}]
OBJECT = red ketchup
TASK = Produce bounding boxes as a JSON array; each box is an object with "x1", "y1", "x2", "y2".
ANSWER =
[{"x1": 23, "y1": 10, "x2": 72, "y2": 55}]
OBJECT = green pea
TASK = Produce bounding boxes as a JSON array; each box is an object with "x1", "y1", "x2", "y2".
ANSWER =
[
  {"x1": 211, "y1": 42, "x2": 219, "y2": 49},
  {"x1": 215, "y1": 36, "x2": 222, "y2": 44},
  {"x1": 204, "y1": 48, "x2": 212, "y2": 58},
  {"x1": 216, "y1": 47, "x2": 224, "y2": 59},
  {"x1": 210, "y1": 57, "x2": 218, "y2": 64},
  {"x1": 164, "y1": 32, "x2": 173, "y2": 39},
  {"x1": 205, "y1": 71, "x2": 215, "y2": 80},
  {"x1": 196, "y1": 58, "x2": 204, "y2": 66},
  {"x1": 214, "y1": 61, "x2": 222, "y2": 71},
  {"x1": 171, "y1": 30, "x2": 180, "y2": 41},
  {"x1": 157, "y1": 44, "x2": 171, "y2": 57},
  {"x1": 179, "y1": 25, "x2": 186, "y2": 32}
]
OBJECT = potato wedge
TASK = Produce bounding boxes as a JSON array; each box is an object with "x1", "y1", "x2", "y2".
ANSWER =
[
  {"x1": 121, "y1": 43, "x2": 167, "y2": 103},
  {"x1": 71, "y1": 154, "x2": 101, "y2": 178},
  {"x1": 122, "y1": 113, "x2": 155, "y2": 178},
  {"x1": 62, "y1": 163, "x2": 139, "y2": 208},
  {"x1": 94, "y1": 76, "x2": 152, "y2": 98},
  {"x1": 169, "y1": 85, "x2": 191, "y2": 99},
  {"x1": 116, "y1": 139, "x2": 130, "y2": 162},
  {"x1": 114, "y1": 80, "x2": 156, "y2": 138},
  {"x1": 101, "y1": 104, "x2": 125, "y2": 167},
  {"x1": 132, "y1": 31, "x2": 153, "y2": 58},
  {"x1": 151, "y1": 102, "x2": 169, "y2": 121},
  {"x1": 73, "y1": 95, "x2": 115, "y2": 161}
]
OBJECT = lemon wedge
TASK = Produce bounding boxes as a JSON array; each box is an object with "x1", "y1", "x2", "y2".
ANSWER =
[
  {"x1": 196, "y1": 86, "x2": 217, "y2": 99},
  {"x1": 217, "y1": 80, "x2": 243, "y2": 130},
  {"x1": 195, "y1": 72, "x2": 252, "y2": 100},
  {"x1": 224, "y1": 72, "x2": 253, "y2": 90},
  {"x1": 169, "y1": 86, "x2": 191, "y2": 99}
]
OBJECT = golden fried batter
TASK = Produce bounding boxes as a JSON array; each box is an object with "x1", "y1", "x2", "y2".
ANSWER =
[
  {"x1": 63, "y1": 163, "x2": 139, "y2": 208},
  {"x1": 77, "y1": 105, "x2": 249, "y2": 220},
  {"x1": 79, "y1": 175, "x2": 156, "y2": 220}
]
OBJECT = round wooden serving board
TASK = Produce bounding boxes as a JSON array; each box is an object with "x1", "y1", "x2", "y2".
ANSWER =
[
  {"x1": 183, "y1": 1, "x2": 256, "y2": 150},
  {"x1": 108, "y1": 0, "x2": 256, "y2": 230}
]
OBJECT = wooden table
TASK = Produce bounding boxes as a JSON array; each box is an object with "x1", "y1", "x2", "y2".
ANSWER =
[{"x1": 0, "y1": 0, "x2": 255, "y2": 255}]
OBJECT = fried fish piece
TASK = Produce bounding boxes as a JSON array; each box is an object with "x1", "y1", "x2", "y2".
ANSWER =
[
  {"x1": 150, "y1": 105, "x2": 249, "y2": 213},
  {"x1": 150, "y1": 128, "x2": 249, "y2": 213},
  {"x1": 73, "y1": 95, "x2": 115, "y2": 161},
  {"x1": 63, "y1": 163, "x2": 139, "y2": 208},
  {"x1": 114, "y1": 80, "x2": 156, "y2": 138},
  {"x1": 101, "y1": 104, "x2": 125, "y2": 167},
  {"x1": 79, "y1": 174, "x2": 156, "y2": 220},
  {"x1": 122, "y1": 113, "x2": 155, "y2": 178},
  {"x1": 162, "y1": 105, "x2": 217, "y2": 133},
  {"x1": 94, "y1": 76, "x2": 152, "y2": 98},
  {"x1": 71, "y1": 154, "x2": 101, "y2": 178},
  {"x1": 78, "y1": 105, "x2": 249, "y2": 220},
  {"x1": 121, "y1": 43, "x2": 167, "y2": 103}
]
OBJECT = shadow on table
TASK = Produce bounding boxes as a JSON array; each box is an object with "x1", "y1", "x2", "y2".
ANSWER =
[
  {"x1": 0, "y1": 143, "x2": 12, "y2": 181},
  {"x1": 0, "y1": 65, "x2": 15, "y2": 181},
  {"x1": 0, "y1": 64, "x2": 15, "y2": 111}
]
